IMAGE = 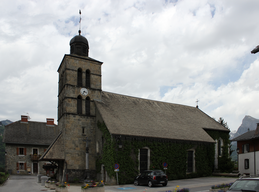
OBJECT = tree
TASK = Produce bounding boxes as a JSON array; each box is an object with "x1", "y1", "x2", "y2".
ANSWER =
[
  {"x1": 218, "y1": 117, "x2": 229, "y2": 129},
  {"x1": 217, "y1": 117, "x2": 234, "y2": 172}
]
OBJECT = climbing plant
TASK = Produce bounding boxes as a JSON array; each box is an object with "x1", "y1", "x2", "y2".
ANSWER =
[
  {"x1": 206, "y1": 129, "x2": 234, "y2": 172},
  {"x1": 97, "y1": 122, "x2": 217, "y2": 184}
]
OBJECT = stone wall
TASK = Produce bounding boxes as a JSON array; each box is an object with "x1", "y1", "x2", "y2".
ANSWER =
[
  {"x1": 65, "y1": 169, "x2": 96, "y2": 183},
  {"x1": 5, "y1": 144, "x2": 50, "y2": 175}
]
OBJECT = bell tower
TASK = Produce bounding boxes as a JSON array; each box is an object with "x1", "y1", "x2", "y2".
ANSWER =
[{"x1": 57, "y1": 30, "x2": 103, "y2": 181}]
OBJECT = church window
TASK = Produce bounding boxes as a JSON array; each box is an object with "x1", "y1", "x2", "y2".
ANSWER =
[
  {"x1": 139, "y1": 147, "x2": 150, "y2": 173},
  {"x1": 217, "y1": 138, "x2": 223, "y2": 156},
  {"x1": 77, "y1": 95, "x2": 82, "y2": 114},
  {"x1": 86, "y1": 70, "x2": 90, "y2": 88},
  {"x1": 85, "y1": 97, "x2": 90, "y2": 116},
  {"x1": 77, "y1": 68, "x2": 82, "y2": 87},
  {"x1": 186, "y1": 150, "x2": 195, "y2": 173}
]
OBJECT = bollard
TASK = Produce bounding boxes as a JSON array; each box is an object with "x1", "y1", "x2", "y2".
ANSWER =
[
  {"x1": 41, "y1": 176, "x2": 48, "y2": 186},
  {"x1": 37, "y1": 174, "x2": 42, "y2": 183}
]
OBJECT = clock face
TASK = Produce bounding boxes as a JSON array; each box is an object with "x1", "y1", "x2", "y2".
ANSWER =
[{"x1": 80, "y1": 88, "x2": 88, "y2": 96}]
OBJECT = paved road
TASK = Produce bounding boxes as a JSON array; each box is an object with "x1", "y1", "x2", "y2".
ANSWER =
[
  {"x1": 0, "y1": 175, "x2": 43, "y2": 192},
  {"x1": 0, "y1": 175, "x2": 237, "y2": 192},
  {"x1": 105, "y1": 177, "x2": 237, "y2": 192}
]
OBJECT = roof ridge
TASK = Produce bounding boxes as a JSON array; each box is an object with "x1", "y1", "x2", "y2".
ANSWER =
[{"x1": 102, "y1": 91, "x2": 197, "y2": 109}]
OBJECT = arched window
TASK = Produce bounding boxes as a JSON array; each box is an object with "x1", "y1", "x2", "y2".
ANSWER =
[
  {"x1": 77, "y1": 95, "x2": 82, "y2": 114},
  {"x1": 139, "y1": 147, "x2": 150, "y2": 173},
  {"x1": 86, "y1": 70, "x2": 90, "y2": 88},
  {"x1": 85, "y1": 96, "x2": 90, "y2": 116},
  {"x1": 77, "y1": 68, "x2": 82, "y2": 87}
]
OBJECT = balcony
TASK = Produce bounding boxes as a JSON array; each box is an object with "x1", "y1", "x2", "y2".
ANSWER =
[{"x1": 30, "y1": 154, "x2": 41, "y2": 161}]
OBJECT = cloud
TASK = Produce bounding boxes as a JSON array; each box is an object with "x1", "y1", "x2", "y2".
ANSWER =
[{"x1": 1, "y1": 0, "x2": 259, "y2": 132}]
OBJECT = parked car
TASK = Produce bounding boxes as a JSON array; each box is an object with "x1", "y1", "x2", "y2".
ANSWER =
[
  {"x1": 134, "y1": 170, "x2": 168, "y2": 187},
  {"x1": 227, "y1": 177, "x2": 259, "y2": 192}
]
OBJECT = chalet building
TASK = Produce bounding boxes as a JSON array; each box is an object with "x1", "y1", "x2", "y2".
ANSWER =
[
  {"x1": 3, "y1": 115, "x2": 59, "y2": 175},
  {"x1": 38, "y1": 31, "x2": 230, "y2": 184},
  {"x1": 232, "y1": 123, "x2": 259, "y2": 176}
]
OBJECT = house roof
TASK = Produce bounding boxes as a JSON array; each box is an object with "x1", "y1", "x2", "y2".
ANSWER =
[
  {"x1": 39, "y1": 132, "x2": 65, "y2": 161},
  {"x1": 232, "y1": 130, "x2": 259, "y2": 141},
  {"x1": 95, "y1": 91, "x2": 229, "y2": 143},
  {"x1": 3, "y1": 121, "x2": 59, "y2": 146}
]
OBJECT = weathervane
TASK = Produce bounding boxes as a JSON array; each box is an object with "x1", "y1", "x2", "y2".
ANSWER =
[{"x1": 79, "y1": 9, "x2": 82, "y2": 35}]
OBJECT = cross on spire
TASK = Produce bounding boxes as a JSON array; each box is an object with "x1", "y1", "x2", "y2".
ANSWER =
[
  {"x1": 196, "y1": 99, "x2": 199, "y2": 108},
  {"x1": 79, "y1": 9, "x2": 82, "y2": 35}
]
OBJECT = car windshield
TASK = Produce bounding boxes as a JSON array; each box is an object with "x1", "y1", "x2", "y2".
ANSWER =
[
  {"x1": 153, "y1": 170, "x2": 165, "y2": 175},
  {"x1": 229, "y1": 180, "x2": 259, "y2": 191}
]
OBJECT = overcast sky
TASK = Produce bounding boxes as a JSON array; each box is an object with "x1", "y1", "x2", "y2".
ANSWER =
[{"x1": 1, "y1": 0, "x2": 259, "y2": 132}]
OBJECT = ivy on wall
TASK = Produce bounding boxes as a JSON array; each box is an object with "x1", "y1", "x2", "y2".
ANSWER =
[
  {"x1": 206, "y1": 130, "x2": 234, "y2": 172},
  {"x1": 97, "y1": 122, "x2": 230, "y2": 184}
]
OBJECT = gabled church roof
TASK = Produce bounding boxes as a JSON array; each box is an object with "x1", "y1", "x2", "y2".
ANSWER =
[{"x1": 95, "y1": 91, "x2": 229, "y2": 143}]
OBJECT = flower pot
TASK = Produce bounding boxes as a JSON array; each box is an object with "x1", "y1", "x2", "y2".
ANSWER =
[
  {"x1": 56, "y1": 187, "x2": 68, "y2": 192},
  {"x1": 45, "y1": 182, "x2": 50, "y2": 188},
  {"x1": 81, "y1": 187, "x2": 105, "y2": 192},
  {"x1": 49, "y1": 183, "x2": 56, "y2": 190}
]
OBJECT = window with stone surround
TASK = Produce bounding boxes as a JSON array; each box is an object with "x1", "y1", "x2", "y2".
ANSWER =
[
  {"x1": 17, "y1": 162, "x2": 26, "y2": 170},
  {"x1": 17, "y1": 147, "x2": 26, "y2": 156}
]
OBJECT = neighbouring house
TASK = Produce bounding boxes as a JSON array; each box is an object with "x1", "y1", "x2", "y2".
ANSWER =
[
  {"x1": 232, "y1": 123, "x2": 259, "y2": 176},
  {"x1": 38, "y1": 31, "x2": 231, "y2": 184},
  {"x1": 3, "y1": 115, "x2": 59, "y2": 175}
]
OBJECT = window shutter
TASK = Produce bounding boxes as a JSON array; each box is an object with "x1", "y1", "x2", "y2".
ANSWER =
[
  {"x1": 17, "y1": 163, "x2": 19, "y2": 170},
  {"x1": 24, "y1": 148, "x2": 26, "y2": 155}
]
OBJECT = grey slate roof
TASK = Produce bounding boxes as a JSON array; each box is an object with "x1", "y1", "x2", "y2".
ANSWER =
[
  {"x1": 95, "y1": 92, "x2": 229, "y2": 143},
  {"x1": 3, "y1": 121, "x2": 59, "y2": 146},
  {"x1": 232, "y1": 130, "x2": 259, "y2": 141},
  {"x1": 40, "y1": 132, "x2": 64, "y2": 161}
]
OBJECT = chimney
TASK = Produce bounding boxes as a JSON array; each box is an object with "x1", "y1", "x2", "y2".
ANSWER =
[
  {"x1": 21, "y1": 115, "x2": 28, "y2": 123},
  {"x1": 46, "y1": 118, "x2": 54, "y2": 126}
]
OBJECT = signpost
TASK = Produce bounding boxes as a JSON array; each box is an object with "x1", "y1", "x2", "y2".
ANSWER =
[
  {"x1": 114, "y1": 163, "x2": 119, "y2": 185},
  {"x1": 163, "y1": 162, "x2": 168, "y2": 174}
]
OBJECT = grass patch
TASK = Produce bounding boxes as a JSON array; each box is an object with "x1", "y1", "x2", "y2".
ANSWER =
[{"x1": 0, "y1": 172, "x2": 9, "y2": 184}]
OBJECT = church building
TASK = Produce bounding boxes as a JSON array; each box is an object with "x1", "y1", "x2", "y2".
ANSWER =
[{"x1": 37, "y1": 30, "x2": 230, "y2": 184}]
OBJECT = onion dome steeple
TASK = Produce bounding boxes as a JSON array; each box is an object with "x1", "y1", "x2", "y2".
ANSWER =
[{"x1": 70, "y1": 30, "x2": 89, "y2": 57}]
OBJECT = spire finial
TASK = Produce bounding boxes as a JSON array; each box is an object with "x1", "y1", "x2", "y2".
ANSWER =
[{"x1": 79, "y1": 9, "x2": 82, "y2": 35}]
